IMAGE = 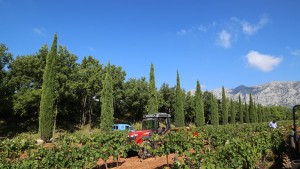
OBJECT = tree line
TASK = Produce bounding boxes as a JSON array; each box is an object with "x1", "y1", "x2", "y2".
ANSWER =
[{"x1": 0, "y1": 35, "x2": 291, "y2": 139}]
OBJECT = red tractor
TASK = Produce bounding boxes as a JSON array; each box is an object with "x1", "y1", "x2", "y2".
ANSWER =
[
  {"x1": 128, "y1": 113, "x2": 171, "y2": 158},
  {"x1": 128, "y1": 112, "x2": 171, "y2": 144}
]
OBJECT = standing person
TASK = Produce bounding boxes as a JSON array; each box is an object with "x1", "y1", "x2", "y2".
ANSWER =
[{"x1": 269, "y1": 120, "x2": 278, "y2": 128}]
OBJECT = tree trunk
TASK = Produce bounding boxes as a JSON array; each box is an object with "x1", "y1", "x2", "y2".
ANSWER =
[
  {"x1": 81, "y1": 96, "x2": 87, "y2": 128},
  {"x1": 88, "y1": 101, "x2": 92, "y2": 131}
]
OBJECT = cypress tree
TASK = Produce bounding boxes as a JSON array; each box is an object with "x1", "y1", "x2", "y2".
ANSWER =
[
  {"x1": 238, "y1": 95, "x2": 243, "y2": 123},
  {"x1": 257, "y1": 104, "x2": 262, "y2": 123},
  {"x1": 221, "y1": 86, "x2": 228, "y2": 124},
  {"x1": 245, "y1": 101, "x2": 250, "y2": 123},
  {"x1": 39, "y1": 34, "x2": 58, "y2": 141},
  {"x1": 249, "y1": 93, "x2": 257, "y2": 123},
  {"x1": 254, "y1": 101, "x2": 258, "y2": 122},
  {"x1": 194, "y1": 80, "x2": 204, "y2": 126},
  {"x1": 100, "y1": 63, "x2": 114, "y2": 131},
  {"x1": 211, "y1": 94, "x2": 219, "y2": 125},
  {"x1": 174, "y1": 71, "x2": 185, "y2": 127},
  {"x1": 147, "y1": 63, "x2": 158, "y2": 114},
  {"x1": 230, "y1": 99, "x2": 236, "y2": 124}
]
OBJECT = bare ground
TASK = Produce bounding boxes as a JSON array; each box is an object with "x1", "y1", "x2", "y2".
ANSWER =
[{"x1": 97, "y1": 154, "x2": 181, "y2": 169}]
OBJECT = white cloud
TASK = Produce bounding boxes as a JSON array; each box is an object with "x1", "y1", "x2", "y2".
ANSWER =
[
  {"x1": 34, "y1": 27, "x2": 47, "y2": 37},
  {"x1": 241, "y1": 15, "x2": 269, "y2": 35},
  {"x1": 198, "y1": 25, "x2": 209, "y2": 32},
  {"x1": 218, "y1": 30, "x2": 231, "y2": 48},
  {"x1": 177, "y1": 22, "x2": 216, "y2": 36},
  {"x1": 291, "y1": 49, "x2": 300, "y2": 57},
  {"x1": 245, "y1": 50, "x2": 282, "y2": 72},
  {"x1": 177, "y1": 29, "x2": 187, "y2": 35}
]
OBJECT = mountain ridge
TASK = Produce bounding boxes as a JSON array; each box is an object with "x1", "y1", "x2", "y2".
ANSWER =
[{"x1": 211, "y1": 81, "x2": 300, "y2": 108}]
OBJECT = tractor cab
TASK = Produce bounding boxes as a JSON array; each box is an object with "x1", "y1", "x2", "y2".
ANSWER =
[
  {"x1": 142, "y1": 113, "x2": 171, "y2": 134},
  {"x1": 128, "y1": 113, "x2": 171, "y2": 144}
]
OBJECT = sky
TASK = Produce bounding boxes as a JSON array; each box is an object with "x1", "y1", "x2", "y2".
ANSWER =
[{"x1": 1, "y1": 0, "x2": 300, "y2": 91}]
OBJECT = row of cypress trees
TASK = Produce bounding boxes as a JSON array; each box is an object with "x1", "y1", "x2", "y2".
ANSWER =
[{"x1": 37, "y1": 34, "x2": 283, "y2": 141}]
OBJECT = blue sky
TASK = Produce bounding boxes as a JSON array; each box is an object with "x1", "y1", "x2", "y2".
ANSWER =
[{"x1": 1, "y1": 0, "x2": 300, "y2": 91}]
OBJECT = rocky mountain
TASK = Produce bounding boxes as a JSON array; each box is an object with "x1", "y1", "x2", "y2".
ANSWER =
[{"x1": 211, "y1": 81, "x2": 300, "y2": 108}]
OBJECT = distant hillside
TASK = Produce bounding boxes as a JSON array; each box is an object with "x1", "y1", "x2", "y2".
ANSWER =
[{"x1": 211, "y1": 81, "x2": 300, "y2": 108}]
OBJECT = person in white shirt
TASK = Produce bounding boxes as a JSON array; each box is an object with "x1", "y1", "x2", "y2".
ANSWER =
[{"x1": 269, "y1": 120, "x2": 278, "y2": 128}]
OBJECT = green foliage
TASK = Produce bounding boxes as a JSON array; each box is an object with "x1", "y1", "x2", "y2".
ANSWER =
[
  {"x1": 39, "y1": 34, "x2": 58, "y2": 141},
  {"x1": 0, "y1": 44, "x2": 13, "y2": 117},
  {"x1": 102, "y1": 64, "x2": 126, "y2": 119},
  {"x1": 249, "y1": 93, "x2": 258, "y2": 123},
  {"x1": 1, "y1": 121, "x2": 293, "y2": 168},
  {"x1": 123, "y1": 77, "x2": 149, "y2": 121},
  {"x1": 221, "y1": 86, "x2": 228, "y2": 124},
  {"x1": 158, "y1": 83, "x2": 175, "y2": 115},
  {"x1": 147, "y1": 64, "x2": 158, "y2": 114},
  {"x1": 184, "y1": 91, "x2": 194, "y2": 124},
  {"x1": 245, "y1": 102, "x2": 250, "y2": 123},
  {"x1": 174, "y1": 71, "x2": 185, "y2": 127},
  {"x1": 238, "y1": 95, "x2": 243, "y2": 123},
  {"x1": 194, "y1": 80, "x2": 204, "y2": 127},
  {"x1": 100, "y1": 63, "x2": 114, "y2": 132},
  {"x1": 210, "y1": 94, "x2": 219, "y2": 125},
  {"x1": 0, "y1": 131, "x2": 130, "y2": 169},
  {"x1": 74, "y1": 56, "x2": 102, "y2": 127},
  {"x1": 230, "y1": 99, "x2": 236, "y2": 124}
]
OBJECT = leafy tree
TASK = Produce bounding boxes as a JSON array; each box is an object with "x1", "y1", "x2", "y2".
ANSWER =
[
  {"x1": 0, "y1": 44, "x2": 13, "y2": 118},
  {"x1": 123, "y1": 77, "x2": 149, "y2": 122},
  {"x1": 249, "y1": 93, "x2": 257, "y2": 123},
  {"x1": 174, "y1": 71, "x2": 184, "y2": 127},
  {"x1": 147, "y1": 64, "x2": 158, "y2": 114},
  {"x1": 8, "y1": 52, "x2": 46, "y2": 116},
  {"x1": 3, "y1": 45, "x2": 49, "y2": 131},
  {"x1": 100, "y1": 63, "x2": 114, "y2": 131},
  {"x1": 0, "y1": 44, "x2": 12, "y2": 80},
  {"x1": 210, "y1": 93, "x2": 219, "y2": 125},
  {"x1": 238, "y1": 95, "x2": 243, "y2": 123},
  {"x1": 158, "y1": 83, "x2": 175, "y2": 115},
  {"x1": 73, "y1": 56, "x2": 102, "y2": 128},
  {"x1": 52, "y1": 46, "x2": 78, "y2": 132},
  {"x1": 39, "y1": 34, "x2": 58, "y2": 141},
  {"x1": 184, "y1": 91, "x2": 194, "y2": 124},
  {"x1": 229, "y1": 99, "x2": 236, "y2": 124},
  {"x1": 221, "y1": 86, "x2": 228, "y2": 124},
  {"x1": 194, "y1": 80, "x2": 204, "y2": 126}
]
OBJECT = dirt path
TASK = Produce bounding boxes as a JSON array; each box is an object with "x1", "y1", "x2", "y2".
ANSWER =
[{"x1": 97, "y1": 154, "x2": 180, "y2": 169}]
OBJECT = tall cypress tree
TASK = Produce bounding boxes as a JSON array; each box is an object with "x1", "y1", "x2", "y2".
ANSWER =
[
  {"x1": 257, "y1": 104, "x2": 262, "y2": 123},
  {"x1": 211, "y1": 94, "x2": 219, "y2": 125},
  {"x1": 221, "y1": 86, "x2": 228, "y2": 124},
  {"x1": 249, "y1": 93, "x2": 257, "y2": 123},
  {"x1": 238, "y1": 95, "x2": 243, "y2": 123},
  {"x1": 100, "y1": 63, "x2": 114, "y2": 131},
  {"x1": 230, "y1": 99, "x2": 236, "y2": 124},
  {"x1": 39, "y1": 34, "x2": 58, "y2": 141},
  {"x1": 245, "y1": 101, "x2": 249, "y2": 123},
  {"x1": 194, "y1": 80, "x2": 204, "y2": 126},
  {"x1": 147, "y1": 63, "x2": 158, "y2": 114},
  {"x1": 174, "y1": 71, "x2": 185, "y2": 127}
]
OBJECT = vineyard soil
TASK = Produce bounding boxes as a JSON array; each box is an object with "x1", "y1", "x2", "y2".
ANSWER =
[{"x1": 97, "y1": 154, "x2": 181, "y2": 169}]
